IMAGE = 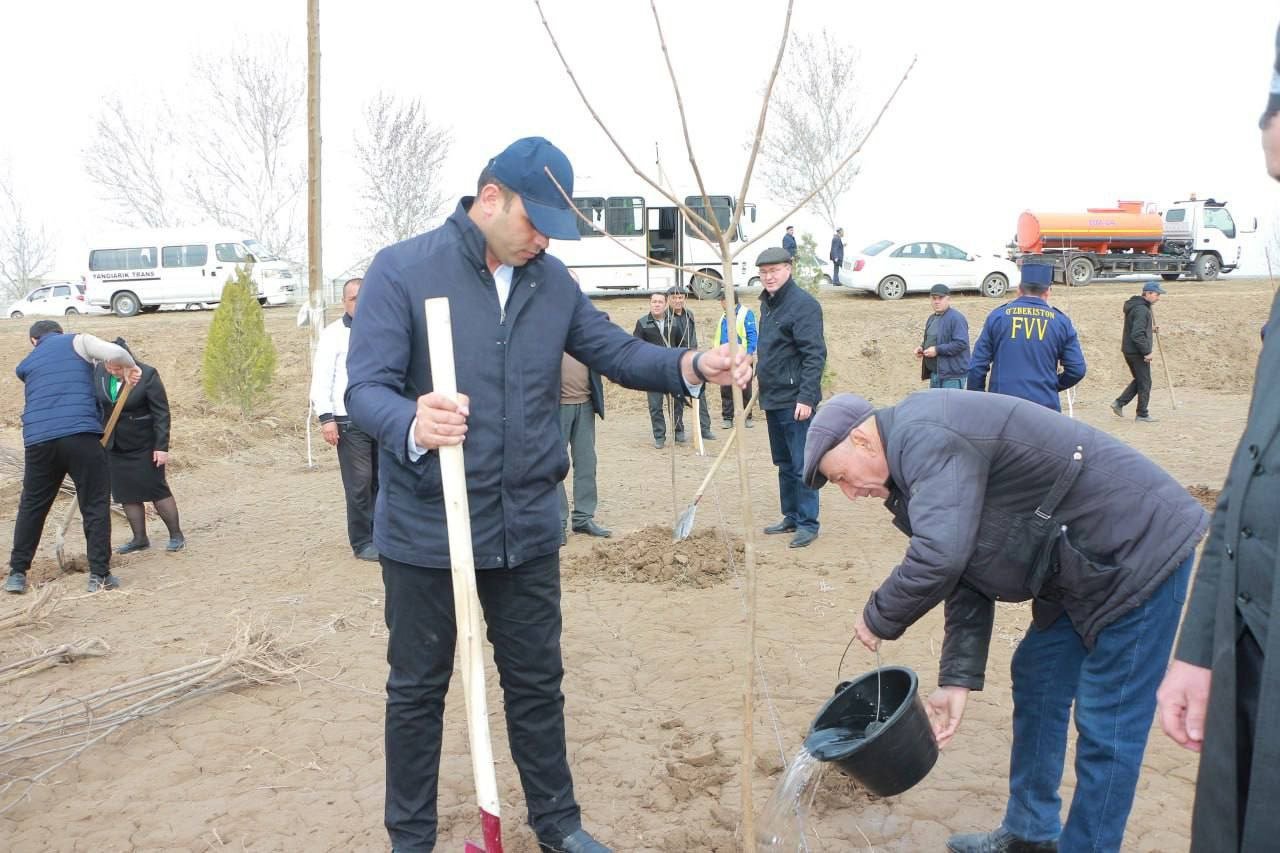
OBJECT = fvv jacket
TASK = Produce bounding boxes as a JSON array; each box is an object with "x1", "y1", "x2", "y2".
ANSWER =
[
  {"x1": 864, "y1": 389, "x2": 1208, "y2": 689},
  {"x1": 967, "y1": 294, "x2": 1086, "y2": 411},
  {"x1": 346, "y1": 199, "x2": 691, "y2": 570},
  {"x1": 756, "y1": 278, "x2": 826, "y2": 411}
]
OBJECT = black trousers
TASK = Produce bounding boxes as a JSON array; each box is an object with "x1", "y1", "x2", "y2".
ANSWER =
[
  {"x1": 9, "y1": 433, "x2": 112, "y2": 577},
  {"x1": 382, "y1": 553, "x2": 579, "y2": 851},
  {"x1": 1117, "y1": 353, "x2": 1153, "y2": 416},
  {"x1": 720, "y1": 380, "x2": 754, "y2": 422},
  {"x1": 1236, "y1": 627, "x2": 1263, "y2": 835},
  {"x1": 335, "y1": 420, "x2": 378, "y2": 552},
  {"x1": 672, "y1": 393, "x2": 712, "y2": 438}
]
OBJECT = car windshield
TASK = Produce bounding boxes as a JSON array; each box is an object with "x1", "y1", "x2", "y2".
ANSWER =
[
  {"x1": 243, "y1": 239, "x2": 278, "y2": 261},
  {"x1": 861, "y1": 240, "x2": 893, "y2": 256}
]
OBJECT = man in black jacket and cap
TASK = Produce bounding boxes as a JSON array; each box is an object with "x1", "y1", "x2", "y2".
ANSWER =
[
  {"x1": 803, "y1": 389, "x2": 1207, "y2": 853},
  {"x1": 1110, "y1": 280, "x2": 1164, "y2": 423},
  {"x1": 755, "y1": 246, "x2": 827, "y2": 548}
]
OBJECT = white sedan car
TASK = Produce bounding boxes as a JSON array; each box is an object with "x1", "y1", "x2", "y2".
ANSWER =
[
  {"x1": 844, "y1": 240, "x2": 1018, "y2": 300},
  {"x1": 7, "y1": 282, "x2": 109, "y2": 318}
]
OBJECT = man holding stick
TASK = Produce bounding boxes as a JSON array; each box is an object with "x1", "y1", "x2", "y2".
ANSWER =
[
  {"x1": 1110, "y1": 280, "x2": 1165, "y2": 423},
  {"x1": 345, "y1": 136, "x2": 752, "y2": 853}
]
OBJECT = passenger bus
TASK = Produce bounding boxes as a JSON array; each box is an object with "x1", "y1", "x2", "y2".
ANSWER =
[{"x1": 550, "y1": 191, "x2": 758, "y2": 298}]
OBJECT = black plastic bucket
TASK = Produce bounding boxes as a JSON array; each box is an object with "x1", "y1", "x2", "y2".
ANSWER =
[{"x1": 803, "y1": 666, "x2": 938, "y2": 797}]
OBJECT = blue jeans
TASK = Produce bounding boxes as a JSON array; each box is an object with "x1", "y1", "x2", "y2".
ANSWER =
[
  {"x1": 1002, "y1": 553, "x2": 1193, "y2": 851},
  {"x1": 930, "y1": 375, "x2": 964, "y2": 389},
  {"x1": 764, "y1": 408, "x2": 819, "y2": 533}
]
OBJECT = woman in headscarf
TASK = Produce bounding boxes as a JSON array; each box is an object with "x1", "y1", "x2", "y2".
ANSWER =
[{"x1": 93, "y1": 338, "x2": 185, "y2": 552}]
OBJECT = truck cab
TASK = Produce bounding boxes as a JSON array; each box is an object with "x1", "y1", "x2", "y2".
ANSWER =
[{"x1": 1158, "y1": 199, "x2": 1253, "y2": 280}]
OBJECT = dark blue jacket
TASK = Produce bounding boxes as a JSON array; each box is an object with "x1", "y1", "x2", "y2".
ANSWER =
[
  {"x1": 16, "y1": 334, "x2": 102, "y2": 447},
  {"x1": 966, "y1": 294, "x2": 1086, "y2": 411},
  {"x1": 345, "y1": 199, "x2": 689, "y2": 570},
  {"x1": 829, "y1": 234, "x2": 844, "y2": 263},
  {"x1": 923, "y1": 307, "x2": 970, "y2": 381},
  {"x1": 756, "y1": 278, "x2": 826, "y2": 411},
  {"x1": 781, "y1": 232, "x2": 797, "y2": 258}
]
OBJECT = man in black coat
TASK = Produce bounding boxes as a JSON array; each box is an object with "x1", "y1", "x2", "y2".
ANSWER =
[
  {"x1": 755, "y1": 247, "x2": 827, "y2": 548},
  {"x1": 1110, "y1": 280, "x2": 1164, "y2": 423},
  {"x1": 1155, "y1": 34, "x2": 1280, "y2": 848},
  {"x1": 666, "y1": 288, "x2": 714, "y2": 442},
  {"x1": 829, "y1": 227, "x2": 845, "y2": 285},
  {"x1": 804, "y1": 390, "x2": 1208, "y2": 853},
  {"x1": 632, "y1": 291, "x2": 676, "y2": 448}
]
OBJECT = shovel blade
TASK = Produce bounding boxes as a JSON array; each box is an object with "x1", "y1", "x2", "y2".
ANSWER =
[
  {"x1": 673, "y1": 504, "x2": 697, "y2": 541},
  {"x1": 463, "y1": 807, "x2": 503, "y2": 853}
]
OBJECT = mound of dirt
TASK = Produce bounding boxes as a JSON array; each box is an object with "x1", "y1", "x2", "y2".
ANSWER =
[
  {"x1": 1186, "y1": 484, "x2": 1221, "y2": 511},
  {"x1": 561, "y1": 525, "x2": 749, "y2": 588}
]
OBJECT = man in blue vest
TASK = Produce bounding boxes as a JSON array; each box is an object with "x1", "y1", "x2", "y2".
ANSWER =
[
  {"x1": 5, "y1": 321, "x2": 139, "y2": 595},
  {"x1": 967, "y1": 264, "x2": 1086, "y2": 411}
]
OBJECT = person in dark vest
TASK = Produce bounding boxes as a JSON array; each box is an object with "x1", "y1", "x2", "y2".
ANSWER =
[
  {"x1": 967, "y1": 263, "x2": 1086, "y2": 411},
  {"x1": 803, "y1": 391, "x2": 1207, "y2": 853},
  {"x1": 5, "y1": 321, "x2": 139, "y2": 595},
  {"x1": 1154, "y1": 30, "x2": 1280, "y2": 849},
  {"x1": 915, "y1": 283, "x2": 970, "y2": 389},
  {"x1": 92, "y1": 338, "x2": 186, "y2": 554},
  {"x1": 1110, "y1": 280, "x2": 1164, "y2": 423}
]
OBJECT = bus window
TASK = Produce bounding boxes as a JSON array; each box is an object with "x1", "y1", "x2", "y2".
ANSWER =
[
  {"x1": 89, "y1": 247, "x2": 158, "y2": 271},
  {"x1": 162, "y1": 244, "x2": 210, "y2": 267},
  {"x1": 216, "y1": 243, "x2": 249, "y2": 263},
  {"x1": 605, "y1": 197, "x2": 644, "y2": 236},
  {"x1": 573, "y1": 196, "x2": 604, "y2": 237},
  {"x1": 684, "y1": 195, "x2": 736, "y2": 242}
]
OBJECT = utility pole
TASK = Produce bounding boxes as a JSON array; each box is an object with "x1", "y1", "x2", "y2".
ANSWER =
[{"x1": 305, "y1": 0, "x2": 323, "y2": 467}]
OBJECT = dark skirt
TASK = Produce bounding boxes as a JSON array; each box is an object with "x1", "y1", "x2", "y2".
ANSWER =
[{"x1": 107, "y1": 448, "x2": 173, "y2": 504}]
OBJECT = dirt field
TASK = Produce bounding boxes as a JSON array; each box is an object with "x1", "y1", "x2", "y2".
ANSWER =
[{"x1": 0, "y1": 276, "x2": 1271, "y2": 852}]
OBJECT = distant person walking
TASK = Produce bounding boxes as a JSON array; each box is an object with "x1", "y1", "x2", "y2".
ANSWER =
[
  {"x1": 782, "y1": 225, "x2": 797, "y2": 259},
  {"x1": 1110, "y1": 280, "x2": 1165, "y2": 423},
  {"x1": 967, "y1": 263, "x2": 1086, "y2": 411},
  {"x1": 915, "y1": 284, "x2": 970, "y2": 389},
  {"x1": 5, "y1": 321, "x2": 138, "y2": 595},
  {"x1": 717, "y1": 287, "x2": 758, "y2": 428},
  {"x1": 310, "y1": 277, "x2": 379, "y2": 561},
  {"x1": 829, "y1": 227, "x2": 845, "y2": 286},
  {"x1": 93, "y1": 339, "x2": 185, "y2": 554}
]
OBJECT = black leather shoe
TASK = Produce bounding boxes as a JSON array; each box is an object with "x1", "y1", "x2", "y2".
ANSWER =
[
  {"x1": 763, "y1": 520, "x2": 796, "y2": 535},
  {"x1": 789, "y1": 529, "x2": 818, "y2": 548},
  {"x1": 946, "y1": 827, "x2": 1058, "y2": 853},
  {"x1": 538, "y1": 828, "x2": 612, "y2": 853},
  {"x1": 701, "y1": 432, "x2": 716, "y2": 441},
  {"x1": 573, "y1": 520, "x2": 612, "y2": 538},
  {"x1": 674, "y1": 432, "x2": 688, "y2": 444},
  {"x1": 115, "y1": 539, "x2": 150, "y2": 555}
]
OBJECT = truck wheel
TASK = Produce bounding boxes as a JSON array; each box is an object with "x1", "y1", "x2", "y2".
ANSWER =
[
  {"x1": 689, "y1": 268, "x2": 721, "y2": 299},
  {"x1": 980, "y1": 273, "x2": 1008, "y2": 298},
  {"x1": 1161, "y1": 273, "x2": 1180, "y2": 282},
  {"x1": 1193, "y1": 254, "x2": 1221, "y2": 281},
  {"x1": 877, "y1": 276, "x2": 906, "y2": 300},
  {"x1": 112, "y1": 291, "x2": 141, "y2": 317},
  {"x1": 1066, "y1": 257, "x2": 1093, "y2": 286}
]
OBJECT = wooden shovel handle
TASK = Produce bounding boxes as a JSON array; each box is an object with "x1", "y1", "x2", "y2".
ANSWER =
[{"x1": 100, "y1": 379, "x2": 133, "y2": 447}]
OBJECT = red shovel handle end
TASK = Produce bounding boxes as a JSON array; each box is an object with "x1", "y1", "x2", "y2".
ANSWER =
[{"x1": 463, "y1": 809, "x2": 503, "y2": 853}]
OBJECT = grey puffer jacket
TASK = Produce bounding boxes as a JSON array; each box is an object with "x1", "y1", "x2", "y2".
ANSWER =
[{"x1": 862, "y1": 389, "x2": 1208, "y2": 689}]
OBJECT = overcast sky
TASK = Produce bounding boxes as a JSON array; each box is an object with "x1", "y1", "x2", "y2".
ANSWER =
[{"x1": 1, "y1": 0, "x2": 1277, "y2": 282}]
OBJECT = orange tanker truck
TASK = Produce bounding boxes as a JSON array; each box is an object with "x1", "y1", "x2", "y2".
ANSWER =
[{"x1": 1011, "y1": 198, "x2": 1254, "y2": 285}]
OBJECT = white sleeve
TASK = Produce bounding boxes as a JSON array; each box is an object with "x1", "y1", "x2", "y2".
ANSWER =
[
  {"x1": 73, "y1": 334, "x2": 136, "y2": 366},
  {"x1": 309, "y1": 326, "x2": 337, "y2": 416}
]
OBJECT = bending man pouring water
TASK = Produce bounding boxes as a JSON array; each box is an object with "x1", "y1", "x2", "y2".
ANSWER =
[{"x1": 802, "y1": 389, "x2": 1206, "y2": 853}]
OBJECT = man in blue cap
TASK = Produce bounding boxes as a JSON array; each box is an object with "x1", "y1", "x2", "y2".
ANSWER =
[
  {"x1": 346, "y1": 137, "x2": 753, "y2": 853},
  {"x1": 1111, "y1": 280, "x2": 1165, "y2": 423},
  {"x1": 967, "y1": 263, "x2": 1086, "y2": 411}
]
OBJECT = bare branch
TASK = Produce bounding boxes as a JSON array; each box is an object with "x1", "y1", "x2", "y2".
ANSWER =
[
  {"x1": 733, "y1": 56, "x2": 917, "y2": 261},
  {"x1": 649, "y1": 0, "x2": 721, "y2": 243},
  {"x1": 83, "y1": 97, "x2": 183, "y2": 228},
  {"x1": 354, "y1": 92, "x2": 453, "y2": 255},
  {"x1": 0, "y1": 173, "x2": 55, "y2": 301},
  {"x1": 532, "y1": 0, "x2": 718, "y2": 242}
]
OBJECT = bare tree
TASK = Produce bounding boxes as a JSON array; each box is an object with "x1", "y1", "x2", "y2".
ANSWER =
[
  {"x1": 0, "y1": 173, "x2": 55, "y2": 301},
  {"x1": 757, "y1": 28, "x2": 866, "y2": 230},
  {"x1": 83, "y1": 96, "x2": 184, "y2": 228},
  {"x1": 186, "y1": 40, "x2": 306, "y2": 263},
  {"x1": 354, "y1": 92, "x2": 453, "y2": 258}
]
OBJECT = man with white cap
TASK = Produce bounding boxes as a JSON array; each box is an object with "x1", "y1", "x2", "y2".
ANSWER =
[
  {"x1": 346, "y1": 136, "x2": 754, "y2": 853},
  {"x1": 801, "y1": 389, "x2": 1206, "y2": 853}
]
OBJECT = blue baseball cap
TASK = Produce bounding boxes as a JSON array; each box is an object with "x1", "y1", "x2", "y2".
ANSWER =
[
  {"x1": 1142, "y1": 280, "x2": 1167, "y2": 294},
  {"x1": 1021, "y1": 263, "x2": 1054, "y2": 286},
  {"x1": 486, "y1": 137, "x2": 579, "y2": 241}
]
